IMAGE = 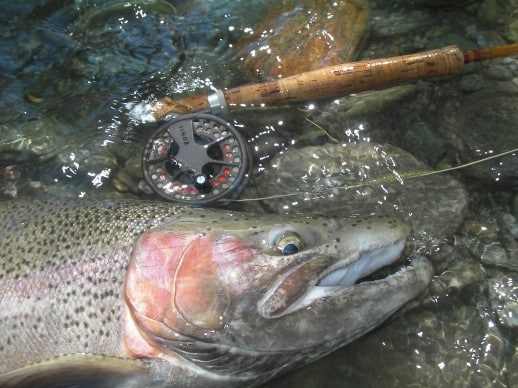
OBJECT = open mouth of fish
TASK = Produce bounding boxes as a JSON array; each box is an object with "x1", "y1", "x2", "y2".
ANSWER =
[
  {"x1": 317, "y1": 239, "x2": 407, "y2": 287},
  {"x1": 259, "y1": 238, "x2": 414, "y2": 318}
]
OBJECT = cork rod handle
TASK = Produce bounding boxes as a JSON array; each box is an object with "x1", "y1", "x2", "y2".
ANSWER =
[{"x1": 223, "y1": 45, "x2": 463, "y2": 109}]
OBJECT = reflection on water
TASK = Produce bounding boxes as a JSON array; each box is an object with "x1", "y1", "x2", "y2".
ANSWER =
[{"x1": 1, "y1": 0, "x2": 518, "y2": 387}]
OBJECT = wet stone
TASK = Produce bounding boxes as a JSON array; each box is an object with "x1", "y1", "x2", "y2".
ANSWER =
[
  {"x1": 16, "y1": 0, "x2": 184, "y2": 123},
  {"x1": 426, "y1": 243, "x2": 458, "y2": 271},
  {"x1": 472, "y1": 30, "x2": 507, "y2": 49},
  {"x1": 137, "y1": 179, "x2": 154, "y2": 195},
  {"x1": 459, "y1": 205, "x2": 518, "y2": 271},
  {"x1": 460, "y1": 234, "x2": 504, "y2": 269},
  {"x1": 505, "y1": 10, "x2": 518, "y2": 41},
  {"x1": 2, "y1": 182, "x2": 17, "y2": 198},
  {"x1": 232, "y1": 0, "x2": 369, "y2": 79},
  {"x1": 403, "y1": 121, "x2": 446, "y2": 166},
  {"x1": 428, "y1": 257, "x2": 486, "y2": 297},
  {"x1": 502, "y1": 213, "x2": 518, "y2": 238},
  {"x1": 509, "y1": 346, "x2": 518, "y2": 387},
  {"x1": 370, "y1": 9, "x2": 436, "y2": 40},
  {"x1": 123, "y1": 152, "x2": 144, "y2": 181},
  {"x1": 477, "y1": 0, "x2": 499, "y2": 26},
  {"x1": 426, "y1": 32, "x2": 477, "y2": 53},
  {"x1": 464, "y1": 220, "x2": 498, "y2": 239},
  {"x1": 265, "y1": 297, "x2": 507, "y2": 387},
  {"x1": 488, "y1": 274, "x2": 518, "y2": 328},
  {"x1": 56, "y1": 146, "x2": 118, "y2": 177},
  {"x1": 483, "y1": 244, "x2": 517, "y2": 269},
  {"x1": 482, "y1": 65, "x2": 514, "y2": 82},
  {"x1": 458, "y1": 74, "x2": 485, "y2": 92},
  {"x1": 308, "y1": 83, "x2": 423, "y2": 147},
  {"x1": 111, "y1": 169, "x2": 141, "y2": 195},
  {"x1": 0, "y1": 118, "x2": 66, "y2": 163},
  {"x1": 437, "y1": 80, "x2": 518, "y2": 187},
  {"x1": 323, "y1": 84, "x2": 420, "y2": 122},
  {"x1": 399, "y1": 244, "x2": 483, "y2": 314}
]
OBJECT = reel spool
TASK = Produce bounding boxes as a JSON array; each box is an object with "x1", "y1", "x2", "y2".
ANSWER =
[{"x1": 142, "y1": 113, "x2": 251, "y2": 205}]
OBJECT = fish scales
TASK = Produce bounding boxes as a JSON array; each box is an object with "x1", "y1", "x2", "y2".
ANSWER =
[{"x1": 0, "y1": 200, "x2": 181, "y2": 373}]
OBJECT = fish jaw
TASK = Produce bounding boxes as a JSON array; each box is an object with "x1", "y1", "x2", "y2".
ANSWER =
[
  {"x1": 257, "y1": 238, "x2": 408, "y2": 318},
  {"x1": 121, "y1": 213, "x2": 431, "y2": 381},
  {"x1": 239, "y1": 255, "x2": 433, "y2": 353}
]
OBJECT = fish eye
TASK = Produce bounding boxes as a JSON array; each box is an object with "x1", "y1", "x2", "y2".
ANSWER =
[{"x1": 276, "y1": 233, "x2": 302, "y2": 255}]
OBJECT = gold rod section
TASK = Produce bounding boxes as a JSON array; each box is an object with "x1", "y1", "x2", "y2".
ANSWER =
[
  {"x1": 152, "y1": 43, "x2": 518, "y2": 120},
  {"x1": 463, "y1": 42, "x2": 518, "y2": 63}
]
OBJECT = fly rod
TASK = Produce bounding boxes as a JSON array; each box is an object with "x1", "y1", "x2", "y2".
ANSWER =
[
  {"x1": 141, "y1": 43, "x2": 518, "y2": 205},
  {"x1": 151, "y1": 43, "x2": 518, "y2": 120}
]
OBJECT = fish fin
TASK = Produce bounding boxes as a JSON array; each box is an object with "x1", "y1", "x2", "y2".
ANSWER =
[{"x1": 0, "y1": 354, "x2": 155, "y2": 387}]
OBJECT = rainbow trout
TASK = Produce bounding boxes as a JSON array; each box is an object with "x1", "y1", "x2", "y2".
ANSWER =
[{"x1": 0, "y1": 199, "x2": 433, "y2": 387}]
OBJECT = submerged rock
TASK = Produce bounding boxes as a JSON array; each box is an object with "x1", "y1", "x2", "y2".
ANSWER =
[
  {"x1": 437, "y1": 68, "x2": 518, "y2": 188},
  {"x1": 265, "y1": 297, "x2": 507, "y2": 387},
  {"x1": 232, "y1": 0, "x2": 369, "y2": 79},
  {"x1": 458, "y1": 196, "x2": 518, "y2": 271},
  {"x1": 509, "y1": 345, "x2": 518, "y2": 387},
  {"x1": 14, "y1": 0, "x2": 184, "y2": 123},
  {"x1": 488, "y1": 274, "x2": 518, "y2": 329},
  {"x1": 0, "y1": 118, "x2": 66, "y2": 163}
]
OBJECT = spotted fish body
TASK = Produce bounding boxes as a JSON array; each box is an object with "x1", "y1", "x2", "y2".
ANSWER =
[{"x1": 0, "y1": 199, "x2": 433, "y2": 387}]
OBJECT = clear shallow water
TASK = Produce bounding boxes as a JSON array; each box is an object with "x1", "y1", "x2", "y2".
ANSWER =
[{"x1": 1, "y1": 1, "x2": 518, "y2": 387}]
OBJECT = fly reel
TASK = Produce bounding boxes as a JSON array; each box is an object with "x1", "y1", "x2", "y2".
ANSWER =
[{"x1": 142, "y1": 113, "x2": 251, "y2": 205}]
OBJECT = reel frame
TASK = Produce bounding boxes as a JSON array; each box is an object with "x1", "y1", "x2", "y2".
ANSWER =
[{"x1": 142, "y1": 113, "x2": 251, "y2": 205}]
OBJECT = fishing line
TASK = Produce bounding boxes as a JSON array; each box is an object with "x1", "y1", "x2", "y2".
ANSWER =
[{"x1": 229, "y1": 148, "x2": 518, "y2": 203}]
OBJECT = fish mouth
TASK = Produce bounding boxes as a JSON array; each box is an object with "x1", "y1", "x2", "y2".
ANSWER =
[
  {"x1": 258, "y1": 238, "x2": 411, "y2": 318},
  {"x1": 317, "y1": 239, "x2": 407, "y2": 287}
]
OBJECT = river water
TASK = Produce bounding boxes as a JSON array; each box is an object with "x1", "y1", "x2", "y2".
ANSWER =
[{"x1": 1, "y1": 1, "x2": 517, "y2": 387}]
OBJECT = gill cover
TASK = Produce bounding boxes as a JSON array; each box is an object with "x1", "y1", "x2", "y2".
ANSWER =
[{"x1": 124, "y1": 229, "x2": 255, "y2": 338}]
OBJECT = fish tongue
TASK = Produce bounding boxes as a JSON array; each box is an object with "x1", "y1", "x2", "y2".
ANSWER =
[{"x1": 318, "y1": 239, "x2": 407, "y2": 286}]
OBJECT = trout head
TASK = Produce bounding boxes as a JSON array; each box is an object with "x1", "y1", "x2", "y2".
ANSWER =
[{"x1": 123, "y1": 212, "x2": 433, "y2": 384}]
